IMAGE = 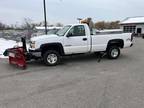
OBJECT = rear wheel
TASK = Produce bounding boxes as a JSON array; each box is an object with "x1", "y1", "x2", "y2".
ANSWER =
[
  {"x1": 43, "y1": 50, "x2": 60, "y2": 66},
  {"x1": 107, "y1": 46, "x2": 120, "y2": 59}
]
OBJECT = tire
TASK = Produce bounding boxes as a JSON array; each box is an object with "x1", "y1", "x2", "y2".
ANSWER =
[
  {"x1": 43, "y1": 50, "x2": 60, "y2": 66},
  {"x1": 107, "y1": 46, "x2": 120, "y2": 59}
]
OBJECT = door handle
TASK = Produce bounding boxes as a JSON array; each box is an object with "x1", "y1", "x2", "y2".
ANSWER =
[{"x1": 83, "y1": 38, "x2": 87, "y2": 41}]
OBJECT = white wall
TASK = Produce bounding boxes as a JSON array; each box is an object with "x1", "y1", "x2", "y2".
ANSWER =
[
  {"x1": 120, "y1": 24, "x2": 144, "y2": 34},
  {"x1": 120, "y1": 26, "x2": 123, "y2": 30}
]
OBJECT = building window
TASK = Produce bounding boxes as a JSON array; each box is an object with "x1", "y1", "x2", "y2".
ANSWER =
[{"x1": 123, "y1": 26, "x2": 136, "y2": 33}]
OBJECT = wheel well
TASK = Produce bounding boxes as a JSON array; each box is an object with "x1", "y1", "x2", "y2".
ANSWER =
[
  {"x1": 40, "y1": 43, "x2": 65, "y2": 56},
  {"x1": 107, "y1": 39, "x2": 124, "y2": 50}
]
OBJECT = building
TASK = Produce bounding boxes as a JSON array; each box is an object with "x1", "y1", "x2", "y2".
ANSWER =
[{"x1": 120, "y1": 16, "x2": 144, "y2": 36}]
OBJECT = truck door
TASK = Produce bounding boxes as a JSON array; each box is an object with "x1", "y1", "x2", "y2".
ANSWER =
[{"x1": 64, "y1": 25, "x2": 88, "y2": 54}]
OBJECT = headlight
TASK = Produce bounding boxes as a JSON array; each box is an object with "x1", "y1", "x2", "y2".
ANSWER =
[{"x1": 30, "y1": 41, "x2": 36, "y2": 48}]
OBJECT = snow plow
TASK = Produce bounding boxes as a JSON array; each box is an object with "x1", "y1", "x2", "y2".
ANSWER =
[
  {"x1": 3, "y1": 37, "x2": 30, "y2": 69},
  {"x1": 8, "y1": 47, "x2": 26, "y2": 69}
]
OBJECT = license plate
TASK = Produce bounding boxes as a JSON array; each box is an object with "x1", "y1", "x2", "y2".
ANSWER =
[{"x1": 9, "y1": 53, "x2": 15, "y2": 57}]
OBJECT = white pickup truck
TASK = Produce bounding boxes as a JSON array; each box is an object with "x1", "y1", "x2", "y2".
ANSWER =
[{"x1": 29, "y1": 24, "x2": 133, "y2": 66}]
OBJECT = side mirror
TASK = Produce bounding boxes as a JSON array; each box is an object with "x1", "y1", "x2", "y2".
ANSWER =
[{"x1": 67, "y1": 33, "x2": 73, "y2": 37}]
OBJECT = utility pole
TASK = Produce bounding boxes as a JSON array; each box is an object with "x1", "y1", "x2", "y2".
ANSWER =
[{"x1": 43, "y1": 0, "x2": 48, "y2": 34}]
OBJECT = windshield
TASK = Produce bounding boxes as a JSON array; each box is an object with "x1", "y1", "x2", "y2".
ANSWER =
[{"x1": 56, "y1": 25, "x2": 71, "y2": 36}]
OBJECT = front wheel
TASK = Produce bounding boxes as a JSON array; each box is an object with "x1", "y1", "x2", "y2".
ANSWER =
[
  {"x1": 43, "y1": 50, "x2": 60, "y2": 66},
  {"x1": 107, "y1": 46, "x2": 120, "y2": 59}
]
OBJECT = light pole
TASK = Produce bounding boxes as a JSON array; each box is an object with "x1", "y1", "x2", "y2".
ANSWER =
[{"x1": 43, "y1": 0, "x2": 48, "y2": 34}]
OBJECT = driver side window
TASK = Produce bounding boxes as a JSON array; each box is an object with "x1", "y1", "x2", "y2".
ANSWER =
[{"x1": 68, "y1": 25, "x2": 86, "y2": 36}]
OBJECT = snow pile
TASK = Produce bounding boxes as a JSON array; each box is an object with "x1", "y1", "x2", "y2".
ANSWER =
[
  {"x1": 0, "y1": 38, "x2": 30, "y2": 58},
  {"x1": 0, "y1": 38, "x2": 16, "y2": 58}
]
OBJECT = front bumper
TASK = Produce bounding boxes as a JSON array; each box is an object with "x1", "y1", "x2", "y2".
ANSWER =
[{"x1": 29, "y1": 48, "x2": 41, "y2": 57}]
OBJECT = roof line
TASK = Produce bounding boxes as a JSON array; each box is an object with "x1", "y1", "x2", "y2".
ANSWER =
[{"x1": 120, "y1": 16, "x2": 144, "y2": 24}]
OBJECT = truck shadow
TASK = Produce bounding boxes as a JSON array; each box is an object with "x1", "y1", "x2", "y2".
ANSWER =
[
  {"x1": 4, "y1": 53, "x2": 132, "y2": 71},
  {"x1": 27, "y1": 53, "x2": 132, "y2": 68},
  {"x1": 62, "y1": 53, "x2": 107, "y2": 63},
  {"x1": 27, "y1": 53, "x2": 108, "y2": 67}
]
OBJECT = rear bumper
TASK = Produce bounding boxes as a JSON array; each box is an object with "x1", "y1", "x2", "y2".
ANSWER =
[{"x1": 124, "y1": 41, "x2": 133, "y2": 48}]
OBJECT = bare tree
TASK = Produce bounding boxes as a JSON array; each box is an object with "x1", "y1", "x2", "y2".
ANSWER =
[
  {"x1": 55, "y1": 22, "x2": 63, "y2": 27},
  {"x1": 21, "y1": 18, "x2": 35, "y2": 39},
  {"x1": 95, "y1": 21, "x2": 120, "y2": 30},
  {"x1": 95, "y1": 21, "x2": 105, "y2": 30},
  {"x1": 21, "y1": 18, "x2": 35, "y2": 30},
  {"x1": 0, "y1": 22, "x2": 7, "y2": 30}
]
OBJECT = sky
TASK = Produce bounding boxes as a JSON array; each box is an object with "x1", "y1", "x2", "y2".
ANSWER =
[{"x1": 0, "y1": 0, "x2": 144, "y2": 25}]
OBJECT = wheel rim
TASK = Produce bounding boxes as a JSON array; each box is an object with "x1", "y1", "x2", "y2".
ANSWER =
[
  {"x1": 47, "y1": 54, "x2": 58, "y2": 64},
  {"x1": 111, "y1": 49, "x2": 119, "y2": 58}
]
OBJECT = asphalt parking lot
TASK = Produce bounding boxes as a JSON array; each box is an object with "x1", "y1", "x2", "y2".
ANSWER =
[{"x1": 0, "y1": 38, "x2": 144, "y2": 108}]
